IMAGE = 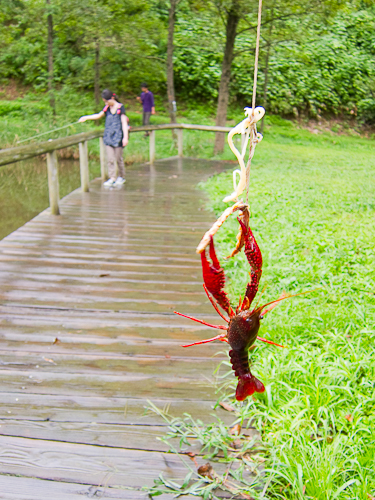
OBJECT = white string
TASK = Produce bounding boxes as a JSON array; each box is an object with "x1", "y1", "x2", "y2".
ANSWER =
[
  {"x1": 246, "y1": 0, "x2": 263, "y2": 205},
  {"x1": 252, "y1": 0, "x2": 263, "y2": 114},
  {"x1": 16, "y1": 122, "x2": 79, "y2": 144}
]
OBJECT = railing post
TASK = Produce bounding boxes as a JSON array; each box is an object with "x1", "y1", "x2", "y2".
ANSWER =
[
  {"x1": 149, "y1": 130, "x2": 155, "y2": 165},
  {"x1": 177, "y1": 129, "x2": 183, "y2": 157},
  {"x1": 99, "y1": 137, "x2": 108, "y2": 180},
  {"x1": 79, "y1": 141, "x2": 89, "y2": 192},
  {"x1": 46, "y1": 150, "x2": 60, "y2": 215}
]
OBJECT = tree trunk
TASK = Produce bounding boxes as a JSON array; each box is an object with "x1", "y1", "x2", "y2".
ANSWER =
[
  {"x1": 260, "y1": 10, "x2": 273, "y2": 135},
  {"x1": 214, "y1": 1, "x2": 240, "y2": 154},
  {"x1": 94, "y1": 41, "x2": 100, "y2": 105},
  {"x1": 167, "y1": 0, "x2": 177, "y2": 124},
  {"x1": 46, "y1": 0, "x2": 55, "y2": 115}
]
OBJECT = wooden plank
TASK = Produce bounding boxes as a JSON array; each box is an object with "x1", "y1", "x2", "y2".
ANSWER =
[
  {"x1": 177, "y1": 129, "x2": 183, "y2": 157},
  {"x1": 0, "y1": 435, "x2": 189, "y2": 487},
  {"x1": 0, "y1": 349, "x2": 221, "y2": 376},
  {"x1": 149, "y1": 130, "x2": 155, "y2": 165},
  {"x1": 0, "y1": 289, "x2": 210, "y2": 313},
  {"x1": 0, "y1": 332, "x2": 224, "y2": 358},
  {"x1": 0, "y1": 475, "x2": 149, "y2": 499},
  {"x1": 99, "y1": 137, "x2": 108, "y2": 180},
  {"x1": 0, "y1": 303, "x2": 222, "y2": 330},
  {"x1": 0, "y1": 420, "x2": 174, "y2": 452},
  {"x1": 0, "y1": 367, "x2": 219, "y2": 400},
  {"x1": 46, "y1": 150, "x2": 60, "y2": 215},
  {"x1": 79, "y1": 141, "x2": 89, "y2": 193},
  {"x1": 0, "y1": 475, "x2": 200, "y2": 500},
  {"x1": 0, "y1": 393, "x2": 234, "y2": 425}
]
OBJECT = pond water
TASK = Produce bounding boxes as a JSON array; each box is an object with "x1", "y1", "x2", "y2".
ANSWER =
[{"x1": 0, "y1": 156, "x2": 101, "y2": 240}]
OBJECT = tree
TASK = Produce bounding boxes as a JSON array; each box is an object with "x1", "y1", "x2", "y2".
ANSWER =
[
  {"x1": 167, "y1": 0, "x2": 179, "y2": 123},
  {"x1": 213, "y1": 0, "x2": 346, "y2": 153},
  {"x1": 46, "y1": 0, "x2": 55, "y2": 113},
  {"x1": 214, "y1": 0, "x2": 241, "y2": 153}
]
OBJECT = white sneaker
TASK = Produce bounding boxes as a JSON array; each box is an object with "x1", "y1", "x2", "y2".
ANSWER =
[
  {"x1": 115, "y1": 177, "x2": 126, "y2": 185},
  {"x1": 103, "y1": 178, "x2": 116, "y2": 187}
]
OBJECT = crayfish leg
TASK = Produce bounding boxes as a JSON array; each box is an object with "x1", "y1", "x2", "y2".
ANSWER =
[
  {"x1": 256, "y1": 336, "x2": 286, "y2": 348},
  {"x1": 173, "y1": 311, "x2": 227, "y2": 330},
  {"x1": 182, "y1": 332, "x2": 227, "y2": 347}
]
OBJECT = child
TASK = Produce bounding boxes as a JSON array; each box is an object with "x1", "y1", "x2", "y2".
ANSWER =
[
  {"x1": 79, "y1": 89, "x2": 128, "y2": 187},
  {"x1": 136, "y1": 83, "x2": 155, "y2": 137}
]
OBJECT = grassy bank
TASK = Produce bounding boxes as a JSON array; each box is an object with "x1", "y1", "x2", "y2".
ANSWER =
[{"x1": 148, "y1": 123, "x2": 375, "y2": 499}]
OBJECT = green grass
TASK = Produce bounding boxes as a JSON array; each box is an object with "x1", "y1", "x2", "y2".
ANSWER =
[{"x1": 146, "y1": 123, "x2": 375, "y2": 499}]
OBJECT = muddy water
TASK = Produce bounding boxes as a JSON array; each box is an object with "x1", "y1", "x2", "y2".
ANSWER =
[{"x1": 0, "y1": 157, "x2": 101, "y2": 240}]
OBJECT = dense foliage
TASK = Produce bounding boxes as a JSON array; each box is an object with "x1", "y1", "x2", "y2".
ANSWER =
[{"x1": 0, "y1": 0, "x2": 374, "y2": 121}]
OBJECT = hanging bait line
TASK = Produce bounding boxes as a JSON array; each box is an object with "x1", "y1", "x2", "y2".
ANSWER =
[
  {"x1": 224, "y1": 0, "x2": 264, "y2": 206},
  {"x1": 16, "y1": 122, "x2": 79, "y2": 144}
]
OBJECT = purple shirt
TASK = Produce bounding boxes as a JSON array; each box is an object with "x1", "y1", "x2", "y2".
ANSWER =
[{"x1": 140, "y1": 91, "x2": 154, "y2": 113}]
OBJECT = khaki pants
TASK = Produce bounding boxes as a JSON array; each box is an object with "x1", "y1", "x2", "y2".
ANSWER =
[{"x1": 106, "y1": 146, "x2": 125, "y2": 179}]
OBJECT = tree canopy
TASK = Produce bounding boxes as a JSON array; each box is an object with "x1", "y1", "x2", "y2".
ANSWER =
[{"x1": 0, "y1": 0, "x2": 374, "y2": 123}]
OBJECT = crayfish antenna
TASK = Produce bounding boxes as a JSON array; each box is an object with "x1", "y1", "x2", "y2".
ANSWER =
[
  {"x1": 252, "y1": 283, "x2": 268, "y2": 312},
  {"x1": 173, "y1": 311, "x2": 228, "y2": 330},
  {"x1": 182, "y1": 333, "x2": 228, "y2": 347},
  {"x1": 258, "y1": 288, "x2": 320, "y2": 317},
  {"x1": 256, "y1": 336, "x2": 286, "y2": 348}
]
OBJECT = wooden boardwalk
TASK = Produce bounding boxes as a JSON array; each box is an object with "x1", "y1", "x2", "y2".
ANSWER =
[{"x1": 0, "y1": 158, "x2": 234, "y2": 498}]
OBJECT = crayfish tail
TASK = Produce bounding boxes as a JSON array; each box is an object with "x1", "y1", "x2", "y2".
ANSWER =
[{"x1": 235, "y1": 373, "x2": 265, "y2": 401}]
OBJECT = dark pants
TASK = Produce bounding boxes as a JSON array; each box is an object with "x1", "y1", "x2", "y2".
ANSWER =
[{"x1": 143, "y1": 111, "x2": 151, "y2": 136}]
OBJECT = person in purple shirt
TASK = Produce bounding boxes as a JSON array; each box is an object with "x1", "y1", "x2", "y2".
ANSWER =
[{"x1": 136, "y1": 83, "x2": 155, "y2": 137}]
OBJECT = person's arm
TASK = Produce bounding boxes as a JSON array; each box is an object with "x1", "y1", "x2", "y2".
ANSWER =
[
  {"x1": 79, "y1": 110, "x2": 105, "y2": 123},
  {"x1": 151, "y1": 93, "x2": 155, "y2": 115},
  {"x1": 121, "y1": 114, "x2": 128, "y2": 147}
]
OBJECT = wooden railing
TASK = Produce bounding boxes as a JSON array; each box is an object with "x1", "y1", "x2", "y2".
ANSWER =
[{"x1": 0, "y1": 123, "x2": 231, "y2": 215}]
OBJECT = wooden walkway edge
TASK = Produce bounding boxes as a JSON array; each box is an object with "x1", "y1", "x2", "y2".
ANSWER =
[{"x1": 0, "y1": 158, "x2": 235, "y2": 498}]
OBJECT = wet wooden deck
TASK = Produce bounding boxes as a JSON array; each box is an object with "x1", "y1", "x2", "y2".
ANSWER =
[{"x1": 0, "y1": 158, "x2": 234, "y2": 498}]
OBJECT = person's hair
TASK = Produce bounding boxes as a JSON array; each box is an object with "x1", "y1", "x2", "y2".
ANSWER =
[
  {"x1": 141, "y1": 83, "x2": 148, "y2": 89},
  {"x1": 101, "y1": 89, "x2": 118, "y2": 101}
]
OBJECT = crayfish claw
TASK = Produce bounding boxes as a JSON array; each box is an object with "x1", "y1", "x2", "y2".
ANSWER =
[
  {"x1": 227, "y1": 205, "x2": 250, "y2": 259},
  {"x1": 201, "y1": 237, "x2": 233, "y2": 317}
]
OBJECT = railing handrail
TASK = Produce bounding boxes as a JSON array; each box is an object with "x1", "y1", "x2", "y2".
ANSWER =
[{"x1": 0, "y1": 123, "x2": 231, "y2": 167}]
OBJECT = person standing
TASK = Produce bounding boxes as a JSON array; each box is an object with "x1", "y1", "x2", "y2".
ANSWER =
[
  {"x1": 136, "y1": 83, "x2": 155, "y2": 136},
  {"x1": 79, "y1": 89, "x2": 128, "y2": 187}
]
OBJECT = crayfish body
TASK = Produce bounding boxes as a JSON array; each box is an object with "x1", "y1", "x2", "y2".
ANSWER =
[
  {"x1": 175, "y1": 204, "x2": 289, "y2": 402},
  {"x1": 227, "y1": 310, "x2": 264, "y2": 401}
]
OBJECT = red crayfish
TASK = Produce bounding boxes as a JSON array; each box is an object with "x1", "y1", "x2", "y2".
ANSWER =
[{"x1": 174, "y1": 204, "x2": 291, "y2": 402}]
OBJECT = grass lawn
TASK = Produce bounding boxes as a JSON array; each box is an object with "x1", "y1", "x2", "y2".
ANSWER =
[{"x1": 149, "y1": 121, "x2": 375, "y2": 499}]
